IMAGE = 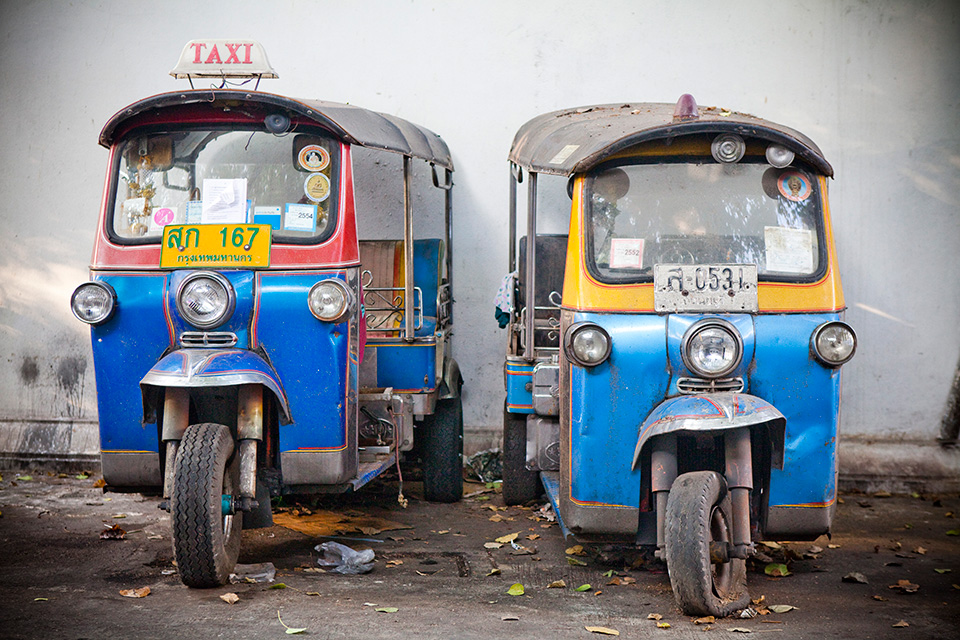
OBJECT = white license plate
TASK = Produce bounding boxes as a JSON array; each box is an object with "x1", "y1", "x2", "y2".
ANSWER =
[{"x1": 654, "y1": 264, "x2": 758, "y2": 313}]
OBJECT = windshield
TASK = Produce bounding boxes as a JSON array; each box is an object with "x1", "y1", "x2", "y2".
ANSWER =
[
  {"x1": 585, "y1": 162, "x2": 823, "y2": 282},
  {"x1": 109, "y1": 129, "x2": 339, "y2": 244}
]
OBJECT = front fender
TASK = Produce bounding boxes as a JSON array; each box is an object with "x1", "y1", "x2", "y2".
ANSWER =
[
  {"x1": 631, "y1": 393, "x2": 785, "y2": 471},
  {"x1": 140, "y1": 349, "x2": 292, "y2": 423}
]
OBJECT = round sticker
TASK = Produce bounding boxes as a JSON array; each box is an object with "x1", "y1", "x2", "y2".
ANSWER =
[
  {"x1": 777, "y1": 171, "x2": 813, "y2": 202},
  {"x1": 304, "y1": 173, "x2": 331, "y2": 202},
  {"x1": 153, "y1": 207, "x2": 174, "y2": 226},
  {"x1": 298, "y1": 145, "x2": 330, "y2": 172}
]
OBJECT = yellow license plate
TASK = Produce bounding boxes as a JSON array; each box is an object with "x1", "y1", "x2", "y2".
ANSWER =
[{"x1": 160, "y1": 224, "x2": 271, "y2": 269}]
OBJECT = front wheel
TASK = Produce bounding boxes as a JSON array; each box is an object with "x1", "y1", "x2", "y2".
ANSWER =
[
  {"x1": 171, "y1": 423, "x2": 243, "y2": 587},
  {"x1": 664, "y1": 471, "x2": 749, "y2": 617},
  {"x1": 421, "y1": 396, "x2": 463, "y2": 503}
]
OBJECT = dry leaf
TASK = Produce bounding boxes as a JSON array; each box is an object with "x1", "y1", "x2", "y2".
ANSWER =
[
  {"x1": 888, "y1": 579, "x2": 920, "y2": 593},
  {"x1": 892, "y1": 620, "x2": 909, "y2": 628},
  {"x1": 495, "y1": 533, "x2": 519, "y2": 544},
  {"x1": 585, "y1": 626, "x2": 620, "y2": 636},
  {"x1": 913, "y1": 546, "x2": 927, "y2": 555},
  {"x1": 694, "y1": 616, "x2": 715, "y2": 625},
  {"x1": 119, "y1": 587, "x2": 150, "y2": 598},
  {"x1": 565, "y1": 544, "x2": 586, "y2": 556},
  {"x1": 842, "y1": 572, "x2": 868, "y2": 584},
  {"x1": 375, "y1": 607, "x2": 399, "y2": 613},
  {"x1": 656, "y1": 622, "x2": 671, "y2": 629},
  {"x1": 547, "y1": 579, "x2": 566, "y2": 588},
  {"x1": 100, "y1": 523, "x2": 126, "y2": 540},
  {"x1": 566, "y1": 556, "x2": 587, "y2": 566},
  {"x1": 647, "y1": 613, "x2": 663, "y2": 620},
  {"x1": 730, "y1": 628, "x2": 753, "y2": 633},
  {"x1": 607, "y1": 577, "x2": 622, "y2": 586},
  {"x1": 484, "y1": 542, "x2": 503, "y2": 549},
  {"x1": 768, "y1": 605, "x2": 797, "y2": 613},
  {"x1": 526, "y1": 534, "x2": 540, "y2": 540},
  {"x1": 220, "y1": 593, "x2": 239, "y2": 604},
  {"x1": 872, "y1": 595, "x2": 888, "y2": 601},
  {"x1": 486, "y1": 568, "x2": 501, "y2": 576}
]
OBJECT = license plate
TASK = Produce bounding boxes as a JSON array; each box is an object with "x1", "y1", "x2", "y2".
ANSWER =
[
  {"x1": 654, "y1": 264, "x2": 758, "y2": 313},
  {"x1": 160, "y1": 224, "x2": 271, "y2": 269}
]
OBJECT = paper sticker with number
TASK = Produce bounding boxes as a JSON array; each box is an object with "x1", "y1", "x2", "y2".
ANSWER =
[
  {"x1": 610, "y1": 238, "x2": 644, "y2": 269},
  {"x1": 285, "y1": 203, "x2": 317, "y2": 232}
]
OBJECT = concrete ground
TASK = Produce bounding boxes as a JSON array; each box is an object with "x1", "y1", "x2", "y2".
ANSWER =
[{"x1": 0, "y1": 469, "x2": 958, "y2": 640}]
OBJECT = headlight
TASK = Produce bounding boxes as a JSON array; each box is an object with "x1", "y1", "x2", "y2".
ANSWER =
[
  {"x1": 682, "y1": 319, "x2": 743, "y2": 378},
  {"x1": 177, "y1": 272, "x2": 234, "y2": 329},
  {"x1": 711, "y1": 133, "x2": 745, "y2": 164},
  {"x1": 308, "y1": 279, "x2": 352, "y2": 322},
  {"x1": 564, "y1": 322, "x2": 611, "y2": 367},
  {"x1": 811, "y1": 321, "x2": 857, "y2": 366},
  {"x1": 71, "y1": 281, "x2": 116, "y2": 325}
]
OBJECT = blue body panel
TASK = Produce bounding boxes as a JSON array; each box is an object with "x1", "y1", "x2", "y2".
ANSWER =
[
  {"x1": 369, "y1": 341, "x2": 437, "y2": 392},
  {"x1": 256, "y1": 271, "x2": 353, "y2": 451},
  {"x1": 568, "y1": 311, "x2": 841, "y2": 512},
  {"x1": 91, "y1": 272, "x2": 172, "y2": 454},
  {"x1": 568, "y1": 313, "x2": 669, "y2": 507}
]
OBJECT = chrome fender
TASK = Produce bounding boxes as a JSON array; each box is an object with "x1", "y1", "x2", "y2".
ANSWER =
[
  {"x1": 631, "y1": 393, "x2": 785, "y2": 471},
  {"x1": 140, "y1": 349, "x2": 292, "y2": 424}
]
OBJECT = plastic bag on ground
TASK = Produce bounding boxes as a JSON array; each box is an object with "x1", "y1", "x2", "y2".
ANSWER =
[{"x1": 315, "y1": 541, "x2": 375, "y2": 574}]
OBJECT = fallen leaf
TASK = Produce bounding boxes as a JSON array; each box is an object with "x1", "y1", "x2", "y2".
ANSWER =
[
  {"x1": 892, "y1": 620, "x2": 909, "y2": 628},
  {"x1": 759, "y1": 541, "x2": 782, "y2": 550},
  {"x1": 526, "y1": 534, "x2": 540, "y2": 540},
  {"x1": 694, "y1": 616, "x2": 715, "y2": 625},
  {"x1": 947, "y1": 529, "x2": 960, "y2": 536},
  {"x1": 15, "y1": 475, "x2": 33, "y2": 481},
  {"x1": 220, "y1": 593, "x2": 239, "y2": 604},
  {"x1": 436, "y1": 530, "x2": 449, "y2": 535},
  {"x1": 502, "y1": 615, "x2": 519, "y2": 621},
  {"x1": 486, "y1": 568, "x2": 501, "y2": 576},
  {"x1": 566, "y1": 556, "x2": 587, "y2": 566},
  {"x1": 507, "y1": 583, "x2": 525, "y2": 596},
  {"x1": 872, "y1": 595, "x2": 888, "y2": 601},
  {"x1": 607, "y1": 577, "x2": 622, "y2": 586},
  {"x1": 656, "y1": 622, "x2": 671, "y2": 629},
  {"x1": 33, "y1": 598, "x2": 48, "y2": 602},
  {"x1": 565, "y1": 544, "x2": 586, "y2": 556},
  {"x1": 277, "y1": 611, "x2": 306, "y2": 634},
  {"x1": 843, "y1": 572, "x2": 868, "y2": 584},
  {"x1": 496, "y1": 533, "x2": 519, "y2": 544},
  {"x1": 768, "y1": 605, "x2": 797, "y2": 613},
  {"x1": 620, "y1": 576, "x2": 636, "y2": 585},
  {"x1": 305, "y1": 592, "x2": 320, "y2": 597},
  {"x1": 828, "y1": 544, "x2": 841, "y2": 549},
  {"x1": 484, "y1": 542, "x2": 503, "y2": 549},
  {"x1": 913, "y1": 546, "x2": 927, "y2": 555},
  {"x1": 730, "y1": 628, "x2": 753, "y2": 633},
  {"x1": 764, "y1": 563, "x2": 791, "y2": 577},
  {"x1": 751, "y1": 595, "x2": 766, "y2": 606},
  {"x1": 888, "y1": 579, "x2": 920, "y2": 593},
  {"x1": 934, "y1": 568, "x2": 951, "y2": 574},
  {"x1": 575, "y1": 584, "x2": 592, "y2": 592},
  {"x1": 119, "y1": 587, "x2": 150, "y2": 598},
  {"x1": 269, "y1": 583, "x2": 288, "y2": 590},
  {"x1": 585, "y1": 626, "x2": 620, "y2": 636},
  {"x1": 375, "y1": 607, "x2": 399, "y2": 613},
  {"x1": 76, "y1": 473, "x2": 89, "y2": 480},
  {"x1": 647, "y1": 613, "x2": 663, "y2": 620},
  {"x1": 386, "y1": 559, "x2": 403, "y2": 567},
  {"x1": 807, "y1": 545, "x2": 823, "y2": 554},
  {"x1": 875, "y1": 491, "x2": 892, "y2": 498},
  {"x1": 547, "y1": 579, "x2": 566, "y2": 588},
  {"x1": 100, "y1": 523, "x2": 126, "y2": 540}
]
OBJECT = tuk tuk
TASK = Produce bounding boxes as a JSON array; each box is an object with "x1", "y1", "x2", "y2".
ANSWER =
[
  {"x1": 500, "y1": 95, "x2": 856, "y2": 616},
  {"x1": 70, "y1": 40, "x2": 463, "y2": 587}
]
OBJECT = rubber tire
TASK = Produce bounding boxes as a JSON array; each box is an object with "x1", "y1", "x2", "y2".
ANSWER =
[
  {"x1": 664, "y1": 471, "x2": 750, "y2": 617},
  {"x1": 171, "y1": 423, "x2": 243, "y2": 588},
  {"x1": 421, "y1": 396, "x2": 464, "y2": 503},
  {"x1": 501, "y1": 404, "x2": 541, "y2": 505}
]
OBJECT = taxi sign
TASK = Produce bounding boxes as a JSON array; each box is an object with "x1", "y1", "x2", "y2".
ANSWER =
[
  {"x1": 170, "y1": 39, "x2": 278, "y2": 79},
  {"x1": 160, "y1": 224, "x2": 271, "y2": 269}
]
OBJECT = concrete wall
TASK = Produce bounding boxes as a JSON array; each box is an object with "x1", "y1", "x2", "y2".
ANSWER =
[{"x1": 1, "y1": 1, "x2": 958, "y2": 488}]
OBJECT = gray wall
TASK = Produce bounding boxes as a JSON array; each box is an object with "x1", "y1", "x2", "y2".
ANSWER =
[{"x1": 1, "y1": 1, "x2": 958, "y2": 487}]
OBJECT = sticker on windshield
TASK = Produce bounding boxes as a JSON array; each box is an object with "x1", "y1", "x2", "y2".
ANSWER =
[
  {"x1": 254, "y1": 206, "x2": 282, "y2": 230},
  {"x1": 285, "y1": 203, "x2": 317, "y2": 232},
  {"x1": 298, "y1": 145, "x2": 330, "y2": 172},
  {"x1": 303, "y1": 173, "x2": 331, "y2": 203},
  {"x1": 609, "y1": 238, "x2": 644, "y2": 269},
  {"x1": 765, "y1": 226, "x2": 814, "y2": 273},
  {"x1": 777, "y1": 171, "x2": 813, "y2": 202},
  {"x1": 202, "y1": 178, "x2": 248, "y2": 224}
]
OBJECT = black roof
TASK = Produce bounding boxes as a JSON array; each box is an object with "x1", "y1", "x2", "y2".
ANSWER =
[
  {"x1": 99, "y1": 90, "x2": 453, "y2": 170},
  {"x1": 509, "y1": 101, "x2": 832, "y2": 177}
]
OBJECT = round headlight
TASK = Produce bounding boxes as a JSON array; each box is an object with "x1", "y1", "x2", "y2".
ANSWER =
[
  {"x1": 565, "y1": 323, "x2": 611, "y2": 367},
  {"x1": 711, "y1": 133, "x2": 746, "y2": 164},
  {"x1": 811, "y1": 321, "x2": 857, "y2": 366},
  {"x1": 682, "y1": 319, "x2": 743, "y2": 378},
  {"x1": 308, "y1": 279, "x2": 352, "y2": 322},
  {"x1": 71, "y1": 281, "x2": 116, "y2": 325},
  {"x1": 765, "y1": 144, "x2": 795, "y2": 168},
  {"x1": 177, "y1": 272, "x2": 234, "y2": 329}
]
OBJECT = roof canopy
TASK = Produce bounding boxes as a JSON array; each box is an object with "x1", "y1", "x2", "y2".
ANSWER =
[
  {"x1": 509, "y1": 101, "x2": 831, "y2": 177},
  {"x1": 99, "y1": 90, "x2": 453, "y2": 171}
]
